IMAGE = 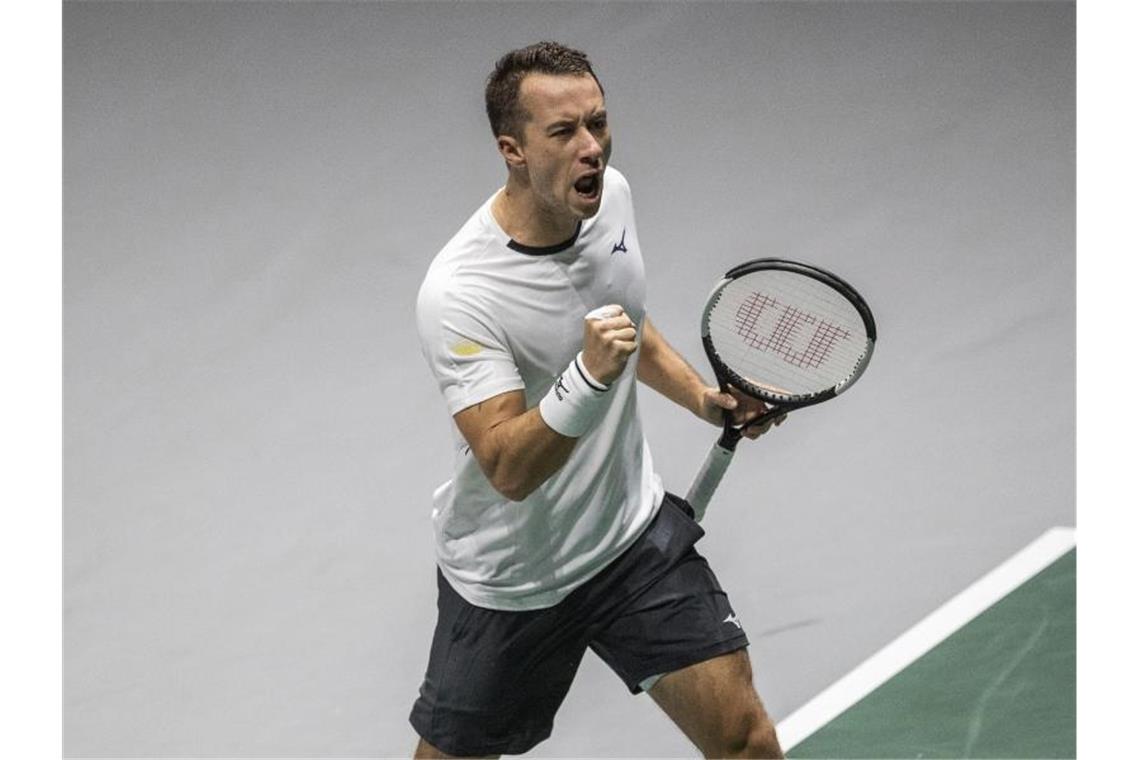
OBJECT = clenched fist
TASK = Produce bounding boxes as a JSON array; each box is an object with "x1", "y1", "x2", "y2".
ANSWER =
[{"x1": 581, "y1": 305, "x2": 638, "y2": 385}]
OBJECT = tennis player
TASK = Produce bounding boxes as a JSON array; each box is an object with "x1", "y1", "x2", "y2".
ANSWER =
[{"x1": 411, "y1": 41, "x2": 785, "y2": 758}]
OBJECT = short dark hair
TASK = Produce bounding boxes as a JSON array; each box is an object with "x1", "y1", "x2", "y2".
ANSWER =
[{"x1": 485, "y1": 41, "x2": 604, "y2": 140}]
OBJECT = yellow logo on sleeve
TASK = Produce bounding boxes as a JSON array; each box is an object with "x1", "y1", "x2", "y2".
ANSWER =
[{"x1": 450, "y1": 339, "x2": 485, "y2": 357}]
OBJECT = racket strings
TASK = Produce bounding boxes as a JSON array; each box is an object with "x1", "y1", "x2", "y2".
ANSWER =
[
  {"x1": 733, "y1": 292, "x2": 852, "y2": 368},
  {"x1": 707, "y1": 271, "x2": 870, "y2": 399}
]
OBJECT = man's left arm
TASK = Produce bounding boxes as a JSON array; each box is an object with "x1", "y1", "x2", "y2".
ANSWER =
[{"x1": 636, "y1": 316, "x2": 783, "y2": 438}]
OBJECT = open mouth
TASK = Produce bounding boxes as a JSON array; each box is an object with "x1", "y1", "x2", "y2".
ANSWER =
[{"x1": 573, "y1": 173, "x2": 601, "y2": 200}]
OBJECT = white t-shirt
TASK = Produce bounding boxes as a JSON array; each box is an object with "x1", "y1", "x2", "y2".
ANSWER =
[{"x1": 415, "y1": 166, "x2": 665, "y2": 610}]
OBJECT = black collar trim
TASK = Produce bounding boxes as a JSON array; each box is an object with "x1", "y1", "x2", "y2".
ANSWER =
[{"x1": 507, "y1": 221, "x2": 582, "y2": 256}]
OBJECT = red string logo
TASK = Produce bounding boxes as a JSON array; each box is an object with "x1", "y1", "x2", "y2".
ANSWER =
[{"x1": 734, "y1": 292, "x2": 850, "y2": 368}]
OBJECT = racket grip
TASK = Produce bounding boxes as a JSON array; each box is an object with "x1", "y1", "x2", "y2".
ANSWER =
[{"x1": 685, "y1": 443, "x2": 737, "y2": 523}]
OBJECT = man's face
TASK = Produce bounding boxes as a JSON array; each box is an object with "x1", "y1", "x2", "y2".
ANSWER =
[{"x1": 512, "y1": 73, "x2": 612, "y2": 221}]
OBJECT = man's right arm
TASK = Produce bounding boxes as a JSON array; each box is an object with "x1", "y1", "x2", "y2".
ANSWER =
[
  {"x1": 454, "y1": 392, "x2": 577, "y2": 502},
  {"x1": 453, "y1": 305, "x2": 638, "y2": 502}
]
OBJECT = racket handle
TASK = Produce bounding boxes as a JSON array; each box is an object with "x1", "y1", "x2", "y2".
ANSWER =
[{"x1": 685, "y1": 443, "x2": 737, "y2": 522}]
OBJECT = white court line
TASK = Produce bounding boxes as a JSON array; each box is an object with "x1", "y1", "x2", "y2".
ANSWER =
[{"x1": 776, "y1": 526, "x2": 1076, "y2": 750}]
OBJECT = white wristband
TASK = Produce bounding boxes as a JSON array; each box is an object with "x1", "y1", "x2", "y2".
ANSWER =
[{"x1": 538, "y1": 352, "x2": 611, "y2": 438}]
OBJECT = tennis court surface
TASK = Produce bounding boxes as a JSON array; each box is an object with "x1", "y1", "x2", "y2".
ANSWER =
[{"x1": 779, "y1": 528, "x2": 1075, "y2": 758}]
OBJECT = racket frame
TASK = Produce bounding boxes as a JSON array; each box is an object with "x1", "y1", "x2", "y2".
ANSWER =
[{"x1": 701, "y1": 257, "x2": 877, "y2": 452}]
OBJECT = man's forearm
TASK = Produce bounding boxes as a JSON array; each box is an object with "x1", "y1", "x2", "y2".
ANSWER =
[
  {"x1": 636, "y1": 316, "x2": 709, "y2": 417},
  {"x1": 477, "y1": 407, "x2": 579, "y2": 502},
  {"x1": 455, "y1": 391, "x2": 579, "y2": 502}
]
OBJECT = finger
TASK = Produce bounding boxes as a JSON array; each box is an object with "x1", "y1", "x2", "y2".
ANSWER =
[
  {"x1": 587, "y1": 319, "x2": 635, "y2": 337},
  {"x1": 728, "y1": 386, "x2": 770, "y2": 413},
  {"x1": 732, "y1": 404, "x2": 764, "y2": 424},
  {"x1": 709, "y1": 392, "x2": 738, "y2": 411},
  {"x1": 726, "y1": 384, "x2": 752, "y2": 401},
  {"x1": 745, "y1": 409, "x2": 788, "y2": 434},
  {"x1": 607, "y1": 326, "x2": 638, "y2": 342},
  {"x1": 596, "y1": 316, "x2": 635, "y2": 332},
  {"x1": 611, "y1": 339, "x2": 639, "y2": 354},
  {"x1": 584, "y1": 305, "x2": 624, "y2": 321},
  {"x1": 743, "y1": 420, "x2": 774, "y2": 439}
]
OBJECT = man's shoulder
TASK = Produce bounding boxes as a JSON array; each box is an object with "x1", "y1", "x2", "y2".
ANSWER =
[
  {"x1": 437, "y1": 195, "x2": 499, "y2": 259},
  {"x1": 605, "y1": 165, "x2": 631, "y2": 195},
  {"x1": 417, "y1": 202, "x2": 504, "y2": 322},
  {"x1": 417, "y1": 244, "x2": 484, "y2": 318},
  {"x1": 423, "y1": 198, "x2": 499, "y2": 279}
]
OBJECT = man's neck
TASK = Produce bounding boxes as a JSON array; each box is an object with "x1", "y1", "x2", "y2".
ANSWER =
[{"x1": 492, "y1": 178, "x2": 579, "y2": 247}]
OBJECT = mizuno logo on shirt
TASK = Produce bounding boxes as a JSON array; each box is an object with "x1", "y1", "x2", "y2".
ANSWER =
[
  {"x1": 723, "y1": 613, "x2": 742, "y2": 629},
  {"x1": 611, "y1": 228, "x2": 628, "y2": 255}
]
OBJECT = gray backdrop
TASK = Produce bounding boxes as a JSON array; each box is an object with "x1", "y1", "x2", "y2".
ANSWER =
[{"x1": 64, "y1": 1, "x2": 1074, "y2": 756}]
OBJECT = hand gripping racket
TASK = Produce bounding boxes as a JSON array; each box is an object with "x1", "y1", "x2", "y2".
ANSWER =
[{"x1": 685, "y1": 259, "x2": 877, "y2": 521}]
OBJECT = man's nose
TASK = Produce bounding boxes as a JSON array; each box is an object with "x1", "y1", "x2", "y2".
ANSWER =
[{"x1": 579, "y1": 129, "x2": 603, "y2": 163}]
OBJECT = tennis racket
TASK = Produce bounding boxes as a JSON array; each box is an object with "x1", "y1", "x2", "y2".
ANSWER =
[{"x1": 685, "y1": 258, "x2": 877, "y2": 521}]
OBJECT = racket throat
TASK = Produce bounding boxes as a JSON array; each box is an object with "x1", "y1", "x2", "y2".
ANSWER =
[
  {"x1": 718, "y1": 405, "x2": 785, "y2": 450},
  {"x1": 718, "y1": 414, "x2": 745, "y2": 451}
]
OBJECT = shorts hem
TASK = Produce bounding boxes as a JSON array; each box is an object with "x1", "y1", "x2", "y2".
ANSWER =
[
  {"x1": 411, "y1": 717, "x2": 550, "y2": 757},
  {"x1": 626, "y1": 634, "x2": 750, "y2": 694}
]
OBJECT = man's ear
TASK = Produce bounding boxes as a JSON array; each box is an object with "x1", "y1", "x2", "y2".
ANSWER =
[{"x1": 497, "y1": 134, "x2": 526, "y2": 169}]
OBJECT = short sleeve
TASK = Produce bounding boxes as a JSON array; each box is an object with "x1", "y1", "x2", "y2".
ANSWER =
[{"x1": 416, "y1": 282, "x2": 525, "y2": 416}]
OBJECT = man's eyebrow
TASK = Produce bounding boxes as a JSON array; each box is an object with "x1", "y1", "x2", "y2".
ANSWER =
[
  {"x1": 545, "y1": 110, "x2": 607, "y2": 132},
  {"x1": 545, "y1": 119, "x2": 576, "y2": 132}
]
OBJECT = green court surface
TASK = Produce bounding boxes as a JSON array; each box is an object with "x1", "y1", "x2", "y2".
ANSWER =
[{"x1": 788, "y1": 549, "x2": 1075, "y2": 759}]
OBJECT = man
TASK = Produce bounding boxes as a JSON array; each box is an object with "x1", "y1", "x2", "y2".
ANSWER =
[{"x1": 412, "y1": 41, "x2": 785, "y2": 758}]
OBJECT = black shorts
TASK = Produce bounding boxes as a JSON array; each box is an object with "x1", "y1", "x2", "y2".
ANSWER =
[{"x1": 408, "y1": 492, "x2": 750, "y2": 756}]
